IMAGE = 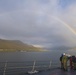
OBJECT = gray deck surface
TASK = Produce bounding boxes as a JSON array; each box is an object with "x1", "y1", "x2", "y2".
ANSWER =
[
  {"x1": 19, "y1": 68, "x2": 76, "y2": 75},
  {"x1": 39, "y1": 69, "x2": 76, "y2": 75},
  {"x1": 47, "y1": 69, "x2": 76, "y2": 75},
  {"x1": 0, "y1": 67, "x2": 76, "y2": 75}
]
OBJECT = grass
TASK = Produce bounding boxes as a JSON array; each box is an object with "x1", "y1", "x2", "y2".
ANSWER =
[{"x1": 0, "y1": 39, "x2": 43, "y2": 52}]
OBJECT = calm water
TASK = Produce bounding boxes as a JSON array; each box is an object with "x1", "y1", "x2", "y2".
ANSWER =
[
  {"x1": 0, "y1": 50, "x2": 62, "y2": 62},
  {"x1": 0, "y1": 50, "x2": 76, "y2": 62},
  {"x1": 0, "y1": 50, "x2": 76, "y2": 75}
]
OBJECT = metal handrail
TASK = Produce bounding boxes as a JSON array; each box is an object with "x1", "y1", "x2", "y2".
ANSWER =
[{"x1": 0, "y1": 61, "x2": 61, "y2": 75}]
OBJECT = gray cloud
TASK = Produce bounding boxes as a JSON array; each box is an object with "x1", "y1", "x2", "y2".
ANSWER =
[{"x1": 0, "y1": 0, "x2": 76, "y2": 48}]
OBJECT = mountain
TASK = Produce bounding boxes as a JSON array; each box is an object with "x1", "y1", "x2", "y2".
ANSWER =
[{"x1": 0, "y1": 39, "x2": 42, "y2": 52}]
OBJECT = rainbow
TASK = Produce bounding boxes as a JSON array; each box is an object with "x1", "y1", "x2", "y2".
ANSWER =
[
  {"x1": 0, "y1": 10, "x2": 76, "y2": 35},
  {"x1": 51, "y1": 16, "x2": 76, "y2": 35}
]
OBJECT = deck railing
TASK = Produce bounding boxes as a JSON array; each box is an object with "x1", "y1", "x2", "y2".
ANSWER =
[{"x1": 0, "y1": 61, "x2": 60, "y2": 75}]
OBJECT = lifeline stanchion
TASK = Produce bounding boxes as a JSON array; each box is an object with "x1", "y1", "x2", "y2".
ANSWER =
[
  {"x1": 3, "y1": 61, "x2": 7, "y2": 75},
  {"x1": 49, "y1": 60, "x2": 52, "y2": 69}
]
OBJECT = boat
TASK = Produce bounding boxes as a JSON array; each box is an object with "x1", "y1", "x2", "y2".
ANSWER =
[{"x1": 27, "y1": 61, "x2": 39, "y2": 74}]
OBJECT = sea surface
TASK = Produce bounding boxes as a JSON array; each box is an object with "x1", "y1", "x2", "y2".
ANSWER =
[{"x1": 0, "y1": 50, "x2": 76, "y2": 75}]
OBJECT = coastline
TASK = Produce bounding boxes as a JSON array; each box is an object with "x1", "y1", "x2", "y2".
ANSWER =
[{"x1": 0, "y1": 49, "x2": 48, "y2": 52}]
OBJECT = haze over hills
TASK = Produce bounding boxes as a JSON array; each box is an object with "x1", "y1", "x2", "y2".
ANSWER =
[
  {"x1": 0, "y1": 39, "x2": 43, "y2": 52},
  {"x1": 46, "y1": 45, "x2": 76, "y2": 51}
]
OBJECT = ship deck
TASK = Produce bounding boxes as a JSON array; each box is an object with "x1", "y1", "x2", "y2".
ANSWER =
[
  {"x1": 1, "y1": 62, "x2": 76, "y2": 75},
  {"x1": 20, "y1": 68, "x2": 76, "y2": 75}
]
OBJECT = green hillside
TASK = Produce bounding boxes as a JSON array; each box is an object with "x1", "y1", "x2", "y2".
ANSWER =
[{"x1": 0, "y1": 39, "x2": 42, "y2": 52}]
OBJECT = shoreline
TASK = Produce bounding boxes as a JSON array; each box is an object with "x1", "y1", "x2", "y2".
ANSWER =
[{"x1": 0, "y1": 49, "x2": 49, "y2": 52}]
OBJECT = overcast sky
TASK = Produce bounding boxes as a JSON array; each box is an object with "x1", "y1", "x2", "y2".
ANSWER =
[{"x1": 0, "y1": 0, "x2": 76, "y2": 48}]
